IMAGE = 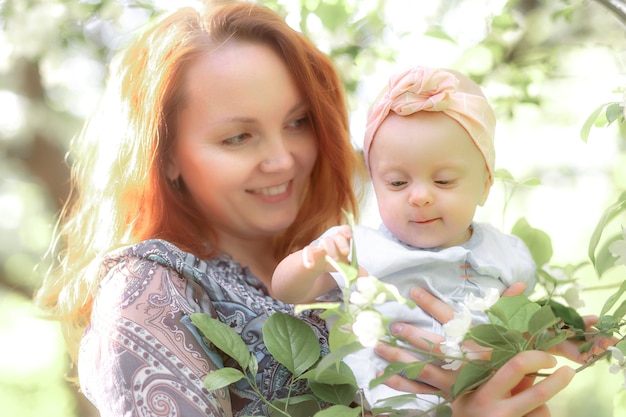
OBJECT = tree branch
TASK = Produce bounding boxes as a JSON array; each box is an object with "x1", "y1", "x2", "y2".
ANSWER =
[{"x1": 594, "y1": 0, "x2": 626, "y2": 25}]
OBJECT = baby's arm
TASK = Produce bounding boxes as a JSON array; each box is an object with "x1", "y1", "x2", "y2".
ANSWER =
[{"x1": 272, "y1": 225, "x2": 353, "y2": 304}]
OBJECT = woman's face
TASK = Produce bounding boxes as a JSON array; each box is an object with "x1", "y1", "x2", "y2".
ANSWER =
[{"x1": 169, "y1": 41, "x2": 318, "y2": 244}]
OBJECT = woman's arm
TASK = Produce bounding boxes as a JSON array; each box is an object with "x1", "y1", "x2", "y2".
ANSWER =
[{"x1": 79, "y1": 259, "x2": 233, "y2": 417}]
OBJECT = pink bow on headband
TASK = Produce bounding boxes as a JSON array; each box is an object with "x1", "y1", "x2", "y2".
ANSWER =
[{"x1": 363, "y1": 66, "x2": 496, "y2": 183}]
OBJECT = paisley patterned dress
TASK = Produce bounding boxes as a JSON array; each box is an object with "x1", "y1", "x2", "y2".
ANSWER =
[{"x1": 78, "y1": 239, "x2": 329, "y2": 417}]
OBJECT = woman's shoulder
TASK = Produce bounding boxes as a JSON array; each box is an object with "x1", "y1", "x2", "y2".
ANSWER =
[
  {"x1": 102, "y1": 239, "x2": 186, "y2": 272},
  {"x1": 94, "y1": 239, "x2": 197, "y2": 316}
]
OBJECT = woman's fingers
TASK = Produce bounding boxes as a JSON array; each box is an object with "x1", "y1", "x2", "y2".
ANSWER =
[
  {"x1": 390, "y1": 322, "x2": 445, "y2": 351},
  {"x1": 486, "y1": 351, "x2": 575, "y2": 415},
  {"x1": 451, "y1": 351, "x2": 573, "y2": 417},
  {"x1": 506, "y1": 366, "x2": 575, "y2": 416},
  {"x1": 380, "y1": 372, "x2": 442, "y2": 396},
  {"x1": 375, "y1": 342, "x2": 456, "y2": 394},
  {"x1": 487, "y1": 351, "x2": 557, "y2": 398},
  {"x1": 502, "y1": 282, "x2": 526, "y2": 297},
  {"x1": 410, "y1": 287, "x2": 455, "y2": 324}
]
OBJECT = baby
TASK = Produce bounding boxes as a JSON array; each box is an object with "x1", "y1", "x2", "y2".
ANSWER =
[{"x1": 272, "y1": 66, "x2": 536, "y2": 414}]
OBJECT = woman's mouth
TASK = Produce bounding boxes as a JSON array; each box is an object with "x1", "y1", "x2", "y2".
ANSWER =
[{"x1": 247, "y1": 181, "x2": 291, "y2": 198}]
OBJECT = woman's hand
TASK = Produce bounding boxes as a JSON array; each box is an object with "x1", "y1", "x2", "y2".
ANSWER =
[
  {"x1": 449, "y1": 350, "x2": 575, "y2": 417},
  {"x1": 375, "y1": 282, "x2": 578, "y2": 417},
  {"x1": 376, "y1": 333, "x2": 575, "y2": 417},
  {"x1": 375, "y1": 284, "x2": 529, "y2": 395}
]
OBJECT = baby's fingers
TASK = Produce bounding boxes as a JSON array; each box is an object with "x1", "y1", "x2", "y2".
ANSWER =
[{"x1": 302, "y1": 245, "x2": 329, "y2": 269}]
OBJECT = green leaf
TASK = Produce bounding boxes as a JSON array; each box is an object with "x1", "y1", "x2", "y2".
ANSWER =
[
  {"x1": 488, "y1": 295, "x2": 541, "y2": 333},
  {"x1": 305, "y1": 360, "x2": 357, "y2": 387},
  {"x1": 534, "y1": 329, "x2": 568, "y2": 352},
  {"x1": 263, "y1": 312, "x2": 320, "y2": 376},
  {"x1": 373, "y1": 393, "x2": 432, "y2": 409},
  {"x1": 313, "y1": 405, "x2": 361, "y2": 417},
  {"x1": 511, "y1": 218, "x2": 553, "y2": 267},
  {"x1": 314, "y1": 342, "x2": 362, "y2": 376},
  {"x1": 309, "y1": 381, "x2": 356, "y2": 405},
  {"x1": 248, "y1": 354, "x2": 258, "y2": 377},
  {"x1": 203, "y1": 367, "x2": 246, "y2": 390},
  {"x1": 543, "y1": 300, "x2": 586, "y2": 333},
  {"x1": 369, "y1": 361, "x2": 426, "y2": 388},
  {"x1": 494, "y1": 168, "x2": 515, "y2": 181},
  {"x1": 606, "y1": 103, "x2": 624, "y2": 124},
  {"x1": 341, "y1": 209, "x2": 359, "y2": 267},
  {"x1": 612, "y1": 299, "x2": 626, "y2": 321},
  {"x1": 326, "y1": 256, "x2": 359, "y2": 286},
  {"x1": 489, "y1": 346, "x2": 518, "y2": 367},
  {"x1": 580, "y1": 102, "x2": 610, "y2": 142},
  {"x1": 588, "y1": 191, "x2": 626, "y2": 267},
  {"x1": 314, "y1": 2, "x2": 350, "y2": 32},
  {"x1": 593, "y1": 233, "x2": 623, "y2": 278},
  {"x1": 328, "y1": 314, "x2": 358, "y2": 350},
  {"x1": 190, "y1": 313, "x2": 250, "y2": 369},
  {"x1": 269, "y1": 394, "x2": 321, "y2": 417},
  {"x1": 528, "y1": 304, "x2": 560, "y2": 337},
  {"x1": 451, "y1": 361, "x2": 493, "y2": 397},
  {"x1": 437, "y1": 406, "x2": 453, "y2": 417},
  {"x1": 424, "y1": 27, "x2": 457, "y2": 43},
  {"x1": 600, "y1": 279, "x2": 626, "y2": 317},
  {"x1": 595, "y1": 314, "x2": 622, "y2": 335},
  {"x1": 468, "y1": 324, "x2": 525, "y2": 353}
]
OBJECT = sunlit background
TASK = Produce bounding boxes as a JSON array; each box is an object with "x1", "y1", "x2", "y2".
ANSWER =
[{"x1": 1, "y1": 0, "x2": 625, "y2": 416}]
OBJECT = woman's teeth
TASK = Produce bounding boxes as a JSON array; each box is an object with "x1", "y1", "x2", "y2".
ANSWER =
[{"x1": 258, "y1": 182, "x2": 288, "y2": 196}]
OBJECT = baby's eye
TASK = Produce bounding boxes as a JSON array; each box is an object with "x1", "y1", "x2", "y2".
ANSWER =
[
  {"x1": 434, "y1": 179, "x2": 456, "y2": 187},
  {"x1": 389, "y1": 180, "x2": 407, "y2": 188},
  {"x1": 222, "y1": 133, "x2": 251, "y2": 146}
]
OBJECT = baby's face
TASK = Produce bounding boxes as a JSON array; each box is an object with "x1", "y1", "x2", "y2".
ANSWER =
[{"x1": 369, "y1": 112, "x2": 491, "y2": 249}]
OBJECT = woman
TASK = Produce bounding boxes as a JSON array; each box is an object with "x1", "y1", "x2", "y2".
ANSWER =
[{"x1": 36, "y1": 2, "x2": 574, "y2": 416}]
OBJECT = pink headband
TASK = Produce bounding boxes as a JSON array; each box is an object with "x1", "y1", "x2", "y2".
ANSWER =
[{"x1": 363, "y1": 66, "x2": 496, "y2": 183}]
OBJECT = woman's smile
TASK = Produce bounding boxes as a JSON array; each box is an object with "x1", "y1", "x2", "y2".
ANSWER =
[{"x1": 247, "y1": 180, "x2": 292, "y2": 201}]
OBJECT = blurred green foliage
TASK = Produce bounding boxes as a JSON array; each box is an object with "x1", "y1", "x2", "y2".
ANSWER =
[{"x1": 0, "y1": 0, "x2": 624, "y2": 416}]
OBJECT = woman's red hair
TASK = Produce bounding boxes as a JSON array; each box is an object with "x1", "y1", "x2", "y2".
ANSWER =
[{"x1": 36, "y1": 2, "x2": 364, "y2": 362}]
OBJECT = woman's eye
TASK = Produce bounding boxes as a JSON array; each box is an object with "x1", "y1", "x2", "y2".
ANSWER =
[
  {"x1": 287, "y1": 115, "x2": 311, "y2": 130},
  {"x1": 222, "y1": 133, "x2": 250, "y2": 146}
]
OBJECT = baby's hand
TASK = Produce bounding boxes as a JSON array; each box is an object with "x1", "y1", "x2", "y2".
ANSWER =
[{"x1": 302, "y1": 225, "x2": 352, "y2": 272}]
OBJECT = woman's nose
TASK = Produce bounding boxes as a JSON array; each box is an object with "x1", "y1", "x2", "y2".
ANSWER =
[
  {"x1": 260, "y1": 138, "x2": 295, "y2": 172},
  {"x1": 408, "y1": 183, "x2": 433, "y2": 207}
]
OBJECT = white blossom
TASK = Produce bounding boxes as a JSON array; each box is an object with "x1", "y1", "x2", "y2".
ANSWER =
[
  {"x1": 440, "y1": 305, "x2": 474, "y2": 370},
  {"x1": 350, "y1": 276, "x2": 387, "y2": 306},
  {"x1": 352, "y1": 310, "x2": 385, "y2": 348},
  {"x1": 440, "y1": 340, "x2": 464, "y2": 370},
  {"x1": 464, "y1": 288, "x2": 500, "y2": 311},
  {"x1": 608, "y1": 346, "x2": 626, "y2": 389},
  {"x1": 443, "y1": 305, "x2": 472, "y2": 339}
]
